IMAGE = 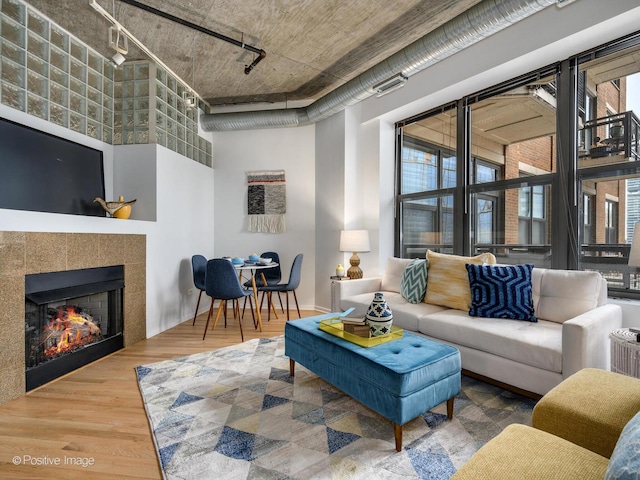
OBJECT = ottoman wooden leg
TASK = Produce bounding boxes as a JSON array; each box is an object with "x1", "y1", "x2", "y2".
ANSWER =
[
  {"x1": 394, "y1": 423, "x2": 402, "y2": 452},
  {"x1": 289, "y1": 358, "x2": 295, "y2": 376},
  {"x1": 447, "y1": 397, "x2": 454, "y2": 419}
]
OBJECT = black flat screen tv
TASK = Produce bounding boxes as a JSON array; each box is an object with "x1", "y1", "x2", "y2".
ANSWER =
[{"x1": 0, "y1": 117, "x2": 106, "y2": 217}]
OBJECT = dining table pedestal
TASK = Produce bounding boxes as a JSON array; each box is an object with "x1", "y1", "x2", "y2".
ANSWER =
[{"x1": 233, "y1": 262, "x2": 279, "y2": 332}]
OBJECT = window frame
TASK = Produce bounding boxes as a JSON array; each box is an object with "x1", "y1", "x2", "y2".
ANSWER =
[{"x1": 394, "y1": 29, "x2": 640, "y2": 298}]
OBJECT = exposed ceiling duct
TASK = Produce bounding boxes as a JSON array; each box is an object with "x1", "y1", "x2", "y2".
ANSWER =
[{"x1": 200, "y1": 0, "x2": 560, "y2": 132}]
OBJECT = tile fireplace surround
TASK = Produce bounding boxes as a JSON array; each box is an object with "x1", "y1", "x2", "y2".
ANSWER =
[{"x1": 0, "y1": 231, "x2": 146, "y2": 405}]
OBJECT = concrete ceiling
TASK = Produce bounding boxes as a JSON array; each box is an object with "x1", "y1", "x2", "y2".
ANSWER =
[{"x1": 24, "y1": 0, "x2": 481, "y2": 109}]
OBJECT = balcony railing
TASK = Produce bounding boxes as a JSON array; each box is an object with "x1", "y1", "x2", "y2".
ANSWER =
[
  {"x1": 580, "y1": 243, "x2": 640, "y2": 292},
  {"x1": 580, "y1": 110, "x2": 640, "y2": 163},
  {"x1": 402, "y1": 242, "x2": 640, "y2": 294}
]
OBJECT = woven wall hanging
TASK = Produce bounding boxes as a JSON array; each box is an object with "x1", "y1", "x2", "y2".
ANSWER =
[{"x1": 247, "y1": 170, "x2": 286, "y2": 233}]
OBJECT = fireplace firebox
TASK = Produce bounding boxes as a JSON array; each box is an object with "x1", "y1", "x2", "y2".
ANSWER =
[{"x1": 25, "y1": 266, "x2": 124, "y2": 391}]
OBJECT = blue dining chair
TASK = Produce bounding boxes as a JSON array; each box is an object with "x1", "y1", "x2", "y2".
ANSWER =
[
  {"x1": 191, "y1": 255, "x2": 207, "y2": 325},
  {"x1": 202, "y1": 259, "x2": 254, "y2": 341},
  {"x1": 260, "y1": 253, "x2": 303, "y2": 321},
  {"x1": 246, "y1": 251, "x2": 282, "y2": 287}
]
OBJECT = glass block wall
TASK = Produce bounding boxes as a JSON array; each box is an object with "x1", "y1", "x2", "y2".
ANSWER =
[{"x1": 0, "y1": 0, "x2": 212, "y2": 167}]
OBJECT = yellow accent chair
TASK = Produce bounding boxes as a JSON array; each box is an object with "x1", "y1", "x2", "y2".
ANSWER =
[{"x1": 451, "y1": 368, "x2": 640, "y2": 480}]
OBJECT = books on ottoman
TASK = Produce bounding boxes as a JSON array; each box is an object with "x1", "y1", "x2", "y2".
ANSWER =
[{"x1": 343, "y1": 323, "x2": 370, "y2": 337}]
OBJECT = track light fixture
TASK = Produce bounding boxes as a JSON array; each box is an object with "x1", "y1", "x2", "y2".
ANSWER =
[
  {"x1": 111, "y1": 52, "x2": 126, "y2": 66},
  {"x1": 89, "y1": 0, "x2": 208, "y2": 108},
  {"x1": 109, "y1": 26, "x2": 128, "y2": 54},
  {"x1": 182, "y1": 91, "x2": 196, "y2": 109},
  {"x1": 108, "y1": 26, "x2": 128, "y2": 66}
]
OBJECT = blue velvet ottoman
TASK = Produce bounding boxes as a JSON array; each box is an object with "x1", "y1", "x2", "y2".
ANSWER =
[{"x1": 284, "y1": 314, "x2": 461, "y2": 451}]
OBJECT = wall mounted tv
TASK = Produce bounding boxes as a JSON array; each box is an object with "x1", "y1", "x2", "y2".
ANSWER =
[{"x1": 0, "y1": 117, "x2": 106, "y2": 217}]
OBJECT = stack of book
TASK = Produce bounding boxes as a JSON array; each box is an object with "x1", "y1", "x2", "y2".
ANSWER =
[{"x1": 342, "y1": 316, "x2": 370, "y2": 337}]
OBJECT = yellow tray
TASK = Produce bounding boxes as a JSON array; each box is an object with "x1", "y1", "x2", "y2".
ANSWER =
[{"x1": 319, "y1": 318, "x2": 403, "y2": 347}]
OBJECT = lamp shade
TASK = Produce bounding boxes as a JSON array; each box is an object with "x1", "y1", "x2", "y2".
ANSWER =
[
  {"x1": 340, "y1": 230, "x2": 370, "y2": 252},
  {"x1": 629, "y1": 222, "x2": 640, "y2": 267}
]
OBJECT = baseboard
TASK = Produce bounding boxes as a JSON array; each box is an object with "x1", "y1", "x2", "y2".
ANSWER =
[{"x1": 462, "y1": 369, "x2": 542, "y2": 400}]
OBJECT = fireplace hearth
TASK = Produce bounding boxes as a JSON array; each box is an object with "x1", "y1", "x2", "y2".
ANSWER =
[{"x1": 25, "y1": 266, "x2": 124, "y2": 391}]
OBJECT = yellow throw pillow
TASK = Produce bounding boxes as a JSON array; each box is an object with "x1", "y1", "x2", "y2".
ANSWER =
[{"x1": 424, "y1": 250, "x2": 497, "y2": 310}]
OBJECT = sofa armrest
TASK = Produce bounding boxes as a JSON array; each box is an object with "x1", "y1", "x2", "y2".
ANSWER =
[
  {"x1": 562, "y1": 303, "x2": 622, "y2": 378},
  {"x1": 332, "y1": 277, "x2": 382, "y2": 311}
]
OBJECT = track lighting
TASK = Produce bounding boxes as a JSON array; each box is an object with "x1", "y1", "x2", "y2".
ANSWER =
[
  {"x1": 108, "y1": 26, "x2": 128, "y2": 67},
  {"x1": 111, "y1": 52, "x2": 126, "y2": 66},
  {"x1": 89, "y1": 0, "x2": 206, "y2": 108},
  {"x1": 182, "y1": 91, "x2": 196, "y2": 109},
  {"x1": 109, "y1": 26, "x2": 128, "y2": 55}
]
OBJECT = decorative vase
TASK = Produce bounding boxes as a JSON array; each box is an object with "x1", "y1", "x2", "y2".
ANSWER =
[
  {"x1": 113, "y1": 196, "x2": 131, "y2": 219},
  {"x1": 336, "y1": 264, "x2": 345, "y2": 277},
  {"x1": 365, "y1": 292, "x2": 393, "y2": 336}
]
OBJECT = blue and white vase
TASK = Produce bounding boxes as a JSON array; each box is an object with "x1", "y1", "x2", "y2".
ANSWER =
[{"x1": 366, "y1": 292, "x2": 393, "y2": 336}]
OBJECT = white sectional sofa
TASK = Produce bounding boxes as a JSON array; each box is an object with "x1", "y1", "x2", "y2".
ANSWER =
[{"x1": 332, "y1": 257, "x2": 623, "y2": 396}]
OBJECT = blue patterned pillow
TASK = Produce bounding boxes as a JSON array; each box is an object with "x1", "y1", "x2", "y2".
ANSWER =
[
  {"x1": 606, "y1": 411, "x2": 640, "y2": 480},
  {"x1": 465, "y1": 263, "x2": 536, "y2": 322},
  {"x1": 400, "y1": 259, "x2": 428, "y2": 304}
]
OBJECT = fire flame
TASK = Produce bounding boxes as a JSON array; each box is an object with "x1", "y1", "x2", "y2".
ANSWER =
[{"x1": 43, "y1": 306, "x2": 102, "y2": 357}]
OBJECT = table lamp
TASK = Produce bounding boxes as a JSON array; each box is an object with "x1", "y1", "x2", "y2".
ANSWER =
[
  {"x1": 340, "y1": 230, "x2": 370, "y2": 279},
  {"x1": 629, "y1": 222, "x2": 640, "y2": 267}
]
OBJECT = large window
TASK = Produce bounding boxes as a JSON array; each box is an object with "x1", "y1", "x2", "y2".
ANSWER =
[
  {"x1": 398, "y1": 108, "x2": 457, "y2": 257},
  {"x1": 396, "y1": 31, "x2": 640, "y2": 297}
]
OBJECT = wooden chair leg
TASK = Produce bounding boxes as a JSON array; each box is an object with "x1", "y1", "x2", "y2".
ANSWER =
[
  {"x1": 248, "y1": 295, "x2": 256, "y2": 328},
  {"x1": 259, "y1": 291, "x2": 266, "y2": 313},
  {"x1": 265, "y1": 292, "x2": 278, "y2": 320},
  {"x1": 202, "y1": 301, "x2": 215, "y2": 340},
  {"x1": 192, "y1": 290, "x2": 203, "y2": 325},
  {"x1": 277, "y1": 292, "x2": 285, "y2": 313},
  {"x1": 238, "y1": 297, "x2": 245, "y2": 342},
  {"x1": 285, "y1": 291, "x2": 290, "y2": 321},
  {"x1": 293, "y1": 289, "x2": 301, "y2": 319},
  {"x1": 241, "y1": 296, "x2": 248, "y2": 319},
  {"x1": 211, "y1": 301, "x2": 225, "y2": 332}
]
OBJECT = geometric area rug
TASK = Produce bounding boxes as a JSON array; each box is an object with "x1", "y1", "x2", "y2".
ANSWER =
[{"x1": 135, "y1": 336, "x2": 537, "y2": 480}]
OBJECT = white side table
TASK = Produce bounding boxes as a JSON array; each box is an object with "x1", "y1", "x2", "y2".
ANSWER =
[{"x1": 610, "y1": 328, "x2": 640, "y2": 378}]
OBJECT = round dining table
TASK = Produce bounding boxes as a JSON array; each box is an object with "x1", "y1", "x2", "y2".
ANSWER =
[{"x1": 233, "y1": 261, "x2": 279, "y2": 332}]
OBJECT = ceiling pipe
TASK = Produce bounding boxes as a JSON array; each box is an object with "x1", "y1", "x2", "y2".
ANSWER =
[
  {"x1": 200, "y1": 0, "x2": 559, "y2": 132},
  {"x1": 118, "y1": 0, "x2": 266, "y2": 74}
]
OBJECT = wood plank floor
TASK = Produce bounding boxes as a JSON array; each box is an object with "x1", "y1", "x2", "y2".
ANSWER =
[{"x1": 0, "y1": 307, "x2": 322, "y2": 480}]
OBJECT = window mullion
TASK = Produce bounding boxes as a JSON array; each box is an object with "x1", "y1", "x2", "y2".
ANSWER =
[
  {"x1": 456, "y1": 98, "x2": 470, "y2": 255},
  {"x1": 553, "y1": 57, "x2": 579, "y2": 270}
]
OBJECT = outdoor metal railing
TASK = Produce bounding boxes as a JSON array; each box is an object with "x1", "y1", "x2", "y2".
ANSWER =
[{"x1": 580, "y1": 111, "x2": 640, "y2": 162}]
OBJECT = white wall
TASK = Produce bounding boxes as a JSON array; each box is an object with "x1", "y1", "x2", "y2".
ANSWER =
[
  {"x1": 211, "y1": 126, "x2": 316, "y2": 310},
  {"x1": 0, "y1": 105, "x2": 216, "y2": 338},
  {"x1": 148, "y1": 145, "x2": 215, "y2": 336},
  {"x1": 315, "y1": 112, "x2": 347, "y2": 310}
]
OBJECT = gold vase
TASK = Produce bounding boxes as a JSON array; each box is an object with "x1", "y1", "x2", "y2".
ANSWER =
[{"x1": 113, "y1": 196, "x2": 131, "y2": 219}]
